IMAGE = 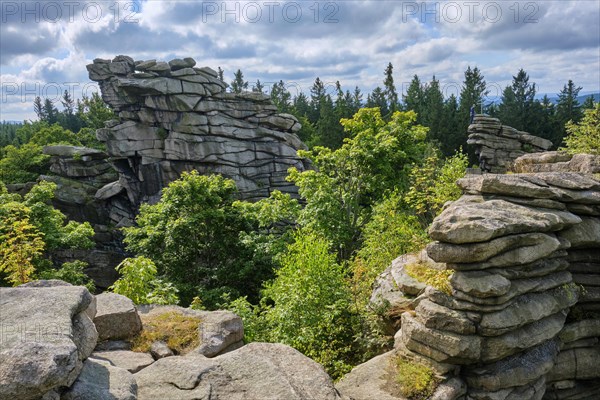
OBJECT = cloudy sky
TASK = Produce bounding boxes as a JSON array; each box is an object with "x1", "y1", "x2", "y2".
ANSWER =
[{"x1": 1, "y1": 0, "x2": 599, "y2": 121}]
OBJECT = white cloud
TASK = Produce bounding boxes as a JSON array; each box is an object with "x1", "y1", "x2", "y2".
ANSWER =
[{"x1": 1, "y1": 0, "x2": 599, "y2": 122}]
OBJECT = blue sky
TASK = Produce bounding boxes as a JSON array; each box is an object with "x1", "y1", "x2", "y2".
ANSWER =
[{"x1": 1, "y1": 0, "x2": 599, "y2": 121}]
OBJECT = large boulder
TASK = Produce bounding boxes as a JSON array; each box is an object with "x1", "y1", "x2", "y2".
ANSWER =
[
  {"x1": 134, "y1": 342, "x2": 342, "y2": 399},
  {"x1": 94, "y1": 293, "x2": 142, "y2": 341},
  {"x1": 0, "y1": 285, "x2": 98, "y2": 400}
]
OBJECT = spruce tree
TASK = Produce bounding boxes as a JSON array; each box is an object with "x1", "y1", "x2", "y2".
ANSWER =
[
  {"x1": 403, "y1": 75, "x2": 425, "y2": 124},
  {"x1": 384, "y1": 62, "x2": 398, "y2": 114},
  {"x1": 230, "y1": 69, "x2": 248, "y2": 93}
]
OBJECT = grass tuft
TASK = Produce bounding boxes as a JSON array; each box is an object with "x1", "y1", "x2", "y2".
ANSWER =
[
  {"x1": 404, "y1": 262, "x2": 452, "y2": 294},
  {"x1": 131, "y1": 311, "x2": 201, "y2": 355},
  {"x1": 395, "y1": 357, "x2": 439, "y2": 400}
]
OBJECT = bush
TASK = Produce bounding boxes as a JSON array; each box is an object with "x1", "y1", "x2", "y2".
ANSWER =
[
  {"x1": 110, "y1": 257, "x2": 179, "y2": 305},
  {"x1": 561, "y1": 104, "x2": 600, "y2": 155},
  {"x1": 39, "y1": 260, "x2": 96, "y2": 292},
  {"x1": 405, "y1": 149, "x2": 468, "y2": 222},
  {"x1": 123, "y1": 171, "x2": 278, "y2": 307},
  {"x1": 261, "y1": 229, "x2": 359, "y2": 379}
]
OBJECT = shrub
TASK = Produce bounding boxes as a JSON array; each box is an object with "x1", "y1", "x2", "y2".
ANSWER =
[
  {"x1": 561, "y1": 104, "x2": 600, "y2": 155},
  {"x1": 39, "y1": 260, "x2": 96, "y2": 291},
  {"x1": 110, "y1": 257, "x2": 179, "y2": 305},
  {"x1": 261, "y1": 229, "x2": 359, "y2": 379}
]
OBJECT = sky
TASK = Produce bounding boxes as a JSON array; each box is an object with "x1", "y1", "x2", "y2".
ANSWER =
[{"x1": 1, "y1": 0, "x2": 599, "y2": 121}]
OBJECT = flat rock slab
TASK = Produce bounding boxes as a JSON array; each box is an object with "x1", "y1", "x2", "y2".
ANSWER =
[
  {"x1": 0, "y1": 286, "x2": 97, "y2": 400},
  {"x1": 429, "y1": 198, "x2": 580, "y2": 244},
  {"x1": 94, "y1": 293, "x2": 142, "y2": 341},
  {"x1": 335, "y1": 350, "x2": 399, "y2": 400},
  {"x1": 135, "y1": 342, "x2": 341, "y2": 399},
  {"x1": 91, "y1": 350, "x2": 155, "y2": 373},
  {"x1": 61, "y1": 358, "x2": 137, "y2": 400},
  {"x1": 465, "y1": 339, "x2": 560, "y2": 392}
]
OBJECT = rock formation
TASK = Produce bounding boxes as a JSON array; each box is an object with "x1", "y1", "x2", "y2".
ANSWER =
[
  {"x1": 87, "y1": 55, "x2": 308, "y2": 209},
  {"x1": 359, "y1": 151, "x2": 600, "y2": 400},
  {"x1": 0, "y1": 281, "x2": 341, "y2": 399},
  {"x1": 468, "y1": 115, "x2": 553, "y2": 173}
]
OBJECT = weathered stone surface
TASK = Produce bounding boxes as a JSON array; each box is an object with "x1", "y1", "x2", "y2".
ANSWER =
[
  {"x1": 88, "y1": 56, "x2": 308, "y2": 207},
  {"x1": 428, "y1": 231, "x2": 559, "y2": 264},
  {"x1": 559, "y1": 319, "x2": 600, "y2": 343},
  {"x1": 415, "y1": 299, "x2": 477, "y2": 335},
  {"x1": 458, "y1": 173, "x2": 600, "y2": 204},
  {"x1": 91, "y1": 350, "x2": 154, "y2": 373},
  {"x1": 429, "y1": 198, "x2": 580, "y2": 244},
  {"x1": 150, "y1": 341, "x2": 174, "y2": 359},
  {"x1": 465, "y1": 339, "x2": 560, "y2": 391},
  {"x1": 401, "y1": 312, "x2": 481, "y2": 364},
  {"x1": 452, "y1": 270, "x2": 572, "y2": 306},
  {"x1": 61, "y1": 358, "x2": 137, "y2": 400},
  {"x1": 514, "y1": 151, "x2": 600, "y2": 174},
  {"x1": 559, "y1": 216, "x2": 600, "y2": 248},
  {"x1": 449, "y1": 233, "x2": 563, "y2": 270},
  {"x1": 468, "y1": 116, "x2": 552, "y2": 173},
  {"x1": 94, "y1": 293, "x2": 142, "y2": 341},
  {"x1": 450, "y1": 271, "x2": 511, "y2": 298},
  {"x1": 478, "y1": 284, "x2": 579, "y2": 336},
  {"x1": 135, "y1": 343, "x2": 341, "y2": 399},
  {"x1": 335, "y1": 350, "x2": 399, "y2": 400},
  {"x1": 480, "y1": 311, "x2": 567, "y2": 362},
  {"x1": 547, "y1": 345, "x2": 600, "y2": 382},
  {"x1": 0, "y1": 286, "x2": 97, "y2": 400}
]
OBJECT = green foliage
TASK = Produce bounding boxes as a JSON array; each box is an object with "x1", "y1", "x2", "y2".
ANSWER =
[
  {"x1": 29, "y1": 124, "x2": 81, "y2": 146},
  {"x1": 261, "y1": 229, "x2": 359, "y2": 378},
  {"x1": 0, "y1": 142, "x2": 49, "y2": 183},
  {"x1": 289, "y1": 108, "x2": 428, "y2": 260},
  {"x1": 351, "y1": 192, "x2": 429, "y2": 308},
  {"x1": 405, "y1": 150, "x2": 469, "y2": 222},
  {"x1": 110, "y1": 256, "x2": 179, "y2": 305},
  {"x1": 0, "y1": 213, "x2": 45, "y2": 285},
  {"x1": 39, "y1": 260, "x2": 96, "y2": 292},
  {"x1": 123, "y1": 171, "x2": 276, "y2": 307},
  {"x1": 0, "y1": 181, "x2": 95, "y2": 286},
  {"x1": 404, "y1": 262, "x2": 453, "y2": 294},
  {"x1": 395, "y1": 357, "x2": 439, "y2": 400},
  {"x1": 561, "y1": 104, "x2": 600, "y2": 155}
]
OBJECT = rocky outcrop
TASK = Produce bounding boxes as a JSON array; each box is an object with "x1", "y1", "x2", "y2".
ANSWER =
[
  {"x1": 0, "y1": 285, "x2": 97, "y2": 399},
  {"x1": 468, "y1": 115, "x2": 553, "y2": 173},
  {"x1": 134, "y1": 343, "x2": 342, "y2": 400},
  {"x1": 369, "y1": 154, "x2": 600, "y2": 399},
  {"x1": 87, "y1": 55, "x2": 308, "y2": 209},
  {"x1": 1, "y1": 282, "x2": 345, "y2": 399}
]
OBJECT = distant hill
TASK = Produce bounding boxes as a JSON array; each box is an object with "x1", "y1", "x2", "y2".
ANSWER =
[{"x1": 0, "y1": 120, "x2": 24, "y2": 125}]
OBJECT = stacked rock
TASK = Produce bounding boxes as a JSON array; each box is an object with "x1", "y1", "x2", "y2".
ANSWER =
[
  {"x1": 513, "y1": 153, "x2": 600, "y2": 399},
  {"x1": 468, "y1": 115, "x2": 553, "y2": 173},
  {"x1": 87, "y1": 55, "x2": 308, "y2": 207},
  {"x1": 388, "y1": 170, "x2": 600, "y2": 399}
]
